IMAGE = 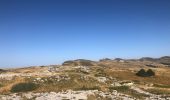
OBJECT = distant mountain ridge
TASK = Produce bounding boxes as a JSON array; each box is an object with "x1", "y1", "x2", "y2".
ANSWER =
[
  {"x1": 62, "y1": 56, "x2": 170, "y2": 66},
  {"x1": 139, "y1": 56, "x2": 170, "y2": 65}
]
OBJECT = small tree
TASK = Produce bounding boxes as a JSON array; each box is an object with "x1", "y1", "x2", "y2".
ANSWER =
[
  {"x1": 136, "y1": 69, "x2": 155, "y2": 77},
  {"x1": 146, "y1": 69, "x2": 155, "y2": 76},
  {"x1": 136, "y1": 69, "x2": 147, "y2": 77}
]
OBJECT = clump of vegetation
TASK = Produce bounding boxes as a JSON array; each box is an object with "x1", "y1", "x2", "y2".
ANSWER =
[
  {"x1": 136, "y1": 69, "x2": 155, "y2": 77},
  {"x1": 146, "y1": 69, "x2": 155, "y2": 76},
  {"x1": 136, "y1": 69, "x2": 147, "y2": 77},
  {"x1": 11, "y1": 82, "x2": 37, "y2": 92}
]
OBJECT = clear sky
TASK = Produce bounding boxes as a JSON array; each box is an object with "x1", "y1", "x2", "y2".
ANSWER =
[{"x1": 0, "y1": 0, "x2": 170, "y2": 68}]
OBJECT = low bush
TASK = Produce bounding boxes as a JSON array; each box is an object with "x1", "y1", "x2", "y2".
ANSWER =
[
  {"x1": 146, "y1": 69, "x2": 155, "y2": 76},
  {"x1": 136, "y1": 69, "x2": 155, "y2": 77},
  {"x1": 136, "y1": 69, "x2": 147, "y2": 77},
  {"x1": 11, "y1": 82, "x2": 37, "y2": 92}
]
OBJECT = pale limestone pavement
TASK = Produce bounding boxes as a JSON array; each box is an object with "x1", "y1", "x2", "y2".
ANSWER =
[
  {"x1": 0, "y1": 90, "x2": 170, "y2": 100},
  {"x1": 0, "y1": 90, "x2": 134, "y2": 100}
]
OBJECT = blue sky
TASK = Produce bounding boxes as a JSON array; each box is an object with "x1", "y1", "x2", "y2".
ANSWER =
[{"x1": 0, "y1": 0, "x2": 170, "y2": 68}]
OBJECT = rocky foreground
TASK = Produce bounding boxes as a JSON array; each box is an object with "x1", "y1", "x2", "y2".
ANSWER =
[{"x1": 0, "y1": 89, "x2": 170, "y2": 100}]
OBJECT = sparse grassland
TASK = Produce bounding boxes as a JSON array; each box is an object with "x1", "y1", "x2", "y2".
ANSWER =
[
  {"x1": 105, "y1": 68, "x2": 170, "y2": 85},
  {"x1": 1, "y1": 59, "x2": 170, "y2": 100},
  {"x1": 145, "y1": 88, "x2": 170, "y2": 95},
  {"x1": 0, "y1": 77, "x2": 25, "y2": 94}
]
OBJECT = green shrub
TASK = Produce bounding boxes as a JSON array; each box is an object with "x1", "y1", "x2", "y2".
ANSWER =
[
  {"x1": 11, "y1": 83, "x2": 37, "y2": 92},
  {"x1": 146, "y1": 69, "x2": 155, "y2": 76},
  {"x1": 136, "y1": 69, "x2": 147, "y2": 77},
  {"x1": 136, "y1": 69, "x2": 155, "y2": 77}
]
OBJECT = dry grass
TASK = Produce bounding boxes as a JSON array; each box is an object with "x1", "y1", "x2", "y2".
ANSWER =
[
  {"x1": 105, "y1": 68, "x2": 170, "y2": 85},
  {"x1": 109, "y1": 86, "x2": 148, "y2": 99},
  {"x1": 0, "y1": 77, "x2": 25, "y2": 94},
  {"x1": 28, "y1": 73, "x2": 101, "y2": 93},
  {"x1": 145, "y1": 88, "x2": 170, "y2": 95},
  {"x1": 0, "y1": 61, "x2": 170, "y2": 95},
  {"x1": 153, "y1": 84, "x2": 170, "y2": 88}
]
